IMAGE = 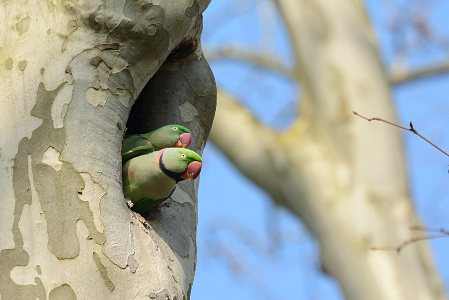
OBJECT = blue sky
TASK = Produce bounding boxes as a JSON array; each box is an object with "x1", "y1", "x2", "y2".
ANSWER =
[{"x1": 191, "y1": 1, "x2": 449, "y2": 299}]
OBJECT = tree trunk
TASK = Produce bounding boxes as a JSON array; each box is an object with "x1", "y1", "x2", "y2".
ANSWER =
[
  {"x1": 0, "y1": 1, "x2": 215, "y2": 299},
  {"x1": 210, "y1": 0, "x2": 446, "y2": 299}
]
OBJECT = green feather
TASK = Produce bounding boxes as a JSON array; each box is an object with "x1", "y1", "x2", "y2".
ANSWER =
[
  {"x1": 131, "y1": 195, "x2": 172, "y2": 214},
  {"x1": 122, "y1": 148, "x2": 202, "y2": 214},
  {"x1": 121, "y1": 125, "x2": 190, "y2": 163}
]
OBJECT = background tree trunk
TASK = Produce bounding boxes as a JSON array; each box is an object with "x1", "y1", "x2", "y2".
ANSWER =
[
  {"x1": 0, "y1": 1, "x2": 215, "y2": 299},
  {"x1": 210, "y1": 0, "x2": 446, "y2": 299}
]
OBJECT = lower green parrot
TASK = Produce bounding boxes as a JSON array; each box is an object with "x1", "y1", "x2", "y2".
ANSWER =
[
  {"x1": 122, "y1": 125, "x2": 191, "y2": 163},
  {"x1": 122, "y1": 147, "x2": 202, "y2": 214}
]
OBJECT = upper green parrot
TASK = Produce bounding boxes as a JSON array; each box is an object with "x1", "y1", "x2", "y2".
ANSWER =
[
  {"x1": 122, "y1": 125, "x2": 191, "y2": 163},
  {"x1": 122, "y1": 147, "x2": 202, "y2": 214}
]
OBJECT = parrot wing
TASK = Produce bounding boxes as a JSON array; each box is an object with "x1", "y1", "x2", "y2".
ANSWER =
[
  {"x1": 122, "y1": 133, "x2": 154, "y2": 164},
  {"x1": 122, "y1": 144, "x2": 155, "y2": 164},
  {"x1": 131, "y1": 188, "x2": 175, "y2": 214}
]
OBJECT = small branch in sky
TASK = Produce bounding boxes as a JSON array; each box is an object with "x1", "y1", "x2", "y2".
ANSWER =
[
  {"x1": 390, "y1": 62, "x2": 449, "y2": 85},
  {"x1": 409, "y1": 224, "x2": 449, "y2": 234},
  {"x1": 370, "y1": 225, "x2": 449, "y2": 253},
  {"x1": 352, "y1": 111, "x2": 449, "y2": 158},
  {"x1": 205, "y1": 47, "x2": 295, "y2": 79}
]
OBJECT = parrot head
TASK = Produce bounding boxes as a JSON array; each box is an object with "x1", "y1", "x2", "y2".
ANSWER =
[
  {"x1": 158, "y1": 148, "x2": 202, "y2": 182},
  {"x1": 150, "y1": 125, "x2": 191, "y2": 149}
]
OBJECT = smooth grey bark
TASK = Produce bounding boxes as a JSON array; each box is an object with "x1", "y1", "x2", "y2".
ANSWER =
[
  {"x1": 0, "y1": 1, "x2": 215, "y2": 299},
  {"x1": 209, "y1": 0, "x2": 446, "y2": 299}
]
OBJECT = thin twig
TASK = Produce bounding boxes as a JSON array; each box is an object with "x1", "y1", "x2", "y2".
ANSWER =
[
  {"x1": 371, "y1": 225, "x2": 449, "y2": 253},
  {"x1": 205, "y1": 47, "x2": 295, "y2": 79},
  {"x1": 353, "y1": 111, "x2": 449, "y2": 158},
  {"x1": 371, "y1": 233, "x2": 449, "y2": 253},
  {"x1": 390, "y1": 62, "x2": 449, "y2": 85},
  {"x1": 409, "y1": 224, "x2": 449, "y2": 234}
]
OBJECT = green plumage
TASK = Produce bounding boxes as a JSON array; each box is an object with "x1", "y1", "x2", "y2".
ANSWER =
[
  {"x1": 122, "y1": 148, "x2": 202, "y2": 214},
  {"x1": 121, "y1": 125, "x2": 191, "y2": 163}
]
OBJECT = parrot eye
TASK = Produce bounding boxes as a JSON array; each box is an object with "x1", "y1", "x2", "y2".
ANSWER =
[
  {"x1": 172, "y1": 126, "x2": 178, "y2": 131},
  {"x1": 181, "y1": 153, "x2": 186, "y2": 159}
]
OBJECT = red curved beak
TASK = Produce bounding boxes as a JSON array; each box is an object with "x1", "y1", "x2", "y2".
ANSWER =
[
  {"x1": 175, "y1": 133, "x2": 192, "y2": 148},
  {"x1": 182, "y1": 161, "x2": 202, "y2": 181}
]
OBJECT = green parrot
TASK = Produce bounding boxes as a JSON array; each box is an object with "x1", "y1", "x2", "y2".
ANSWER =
[
  {"x1": 122, "y1": 125, "x2": 192, "y2": 163},
  {"x1": 122, "y1": 147, "x2": 202, "y2": 214}
]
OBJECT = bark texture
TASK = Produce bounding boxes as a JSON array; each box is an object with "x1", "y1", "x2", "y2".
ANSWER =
[
  {"x1": 210, "y1": 1, "x2": 446, "y2": 299},
  {"x1": 0, "y1": 1, "x2": 215, "y2": 299}
]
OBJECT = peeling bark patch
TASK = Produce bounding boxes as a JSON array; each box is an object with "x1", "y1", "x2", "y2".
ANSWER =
[
  {"x1": 90, "y1": 56, "x2": 103, "y2": 66},
  {"x1": 49, "y1": 284, "x2": 76, "y2": 300},
  {"x1": 179, "y1": 102, "x2": 198, "y2": 123},
  {"x1": 126, "y1": 253, "x2": 138, "y2": 273},
  {"x1": 0, "y1": 138, "x2": 46, "y2": 299},
  {"x1": 42, "y1": 147, "x2": 63, "y2": 171},
  {"x1": 51, "y1": 83, "x2": 73, "y2": 129},
  {"x1": 29, "y1": 83, "x2": 105, "y2": 259},
  {"x1": 15, "y1": 16, "x2": 31, "y2": 36},
  {"x1": 107, "y1": 68, "x2": 136, "y2": 108},
  {"x1": 95, "y1": 61, "x2": 110, "y2": 90},
  {"x1": 5, "y1": 57, "x2": 13, "y2": 70},
  {"x1": 18, "y1": 60, "x2": 27, "y2": 71},
  {"x1": 79, "y1": 173, "x2": 105, "y2": 233},
  {"x1": 108, "y1": 68, "x2": 135, "y2": 95},
  {"x1": 93, "y1": 252, "x2": 115, "y2": 292},
  {"x1": 63, "y1": 19, "x2": 79, "y2": 51},
  {"x1": 86, "y1": 87, "x2": 107, "y2": 107},
  {"x1": 110, "y1": 56, "x2": 128, "y2": 74},
  {"x1": 96, "y1": 43, "x2": 120, "y2": 51}
]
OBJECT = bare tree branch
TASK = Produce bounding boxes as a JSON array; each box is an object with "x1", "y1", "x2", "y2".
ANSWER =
[
  {"x1": 389, "y1": 62, "x2": 449, "y2": 85},
  {"x1": 209, "y1": 1, "x2": 449, "y2": 299},
  {"x1": 353, "y1": 111, "x2": 449, "y2": 157},
  {"x1": 205, "y1": 47, "x2": 295, "y2": 79}
]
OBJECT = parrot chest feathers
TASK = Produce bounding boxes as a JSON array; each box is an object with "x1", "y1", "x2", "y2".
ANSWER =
[{"x1": 122, "y1": 152, "x2": 176, "y2": 203}]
